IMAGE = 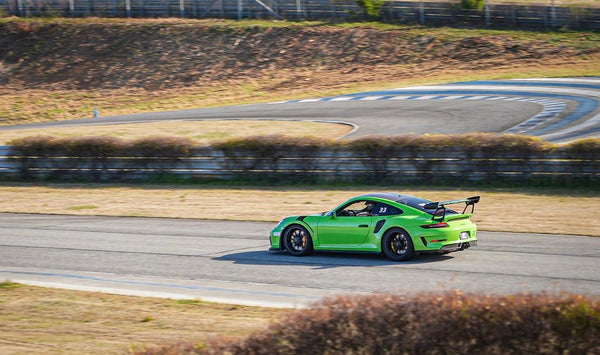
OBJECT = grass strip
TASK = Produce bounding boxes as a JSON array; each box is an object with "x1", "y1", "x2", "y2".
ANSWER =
[
  {"x1": 0, "y1": 283, "x2": 285, "y2": 354},
  {"x1": 0, "y1": 183, "x2": 597, "y2": 236}
]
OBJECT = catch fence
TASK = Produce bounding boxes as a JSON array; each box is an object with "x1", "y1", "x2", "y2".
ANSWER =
[{"x1": 1, "y1": 0, "x2": 599, "y2": 29}]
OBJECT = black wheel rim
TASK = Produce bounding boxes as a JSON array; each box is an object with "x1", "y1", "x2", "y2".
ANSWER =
[
  {"x1": 389, "y1": 232, "x2": 408, "y2": 255},
  {"x1": 289, "y1": 228, "x2": 307, "y2": 252}
]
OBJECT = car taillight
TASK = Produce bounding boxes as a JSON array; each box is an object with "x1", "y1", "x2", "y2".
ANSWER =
[{"x1": 421, "y1": 222, "x2": 449, "y2": 229}]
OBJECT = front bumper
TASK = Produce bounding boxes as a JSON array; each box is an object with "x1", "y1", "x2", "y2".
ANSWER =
[{"x1": 269, "y1": 230, "x2": 282, "y2": 251}]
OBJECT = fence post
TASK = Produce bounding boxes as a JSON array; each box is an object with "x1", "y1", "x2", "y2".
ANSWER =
[
  {"x1": 550, "y1": 0, "x2": 556, "y2": 27},
  {"x1": 419, "y1": 0, "x2": 425, "y2": 25},
  {"x1": 69, "y1": 0, "x2": 75, "y2": 16},
  {"x1": 17, "y1": 0, "x2": 24, "y2": 17},
  {"x1": 126, "y1": 0, "x2": 131, "y2": 17},
  {"x1": 180, "y1": 0, "x2": 185, "y2": 17},
  {"x1": 511, "y1": 5, "x2": 517, "y2": 26},
  {"x1": 296, "y1": 0, "x2": 302, "y2": 20},
  {"x1": 237, "y1": 0, "x2": 243, "y2": 19},
  {"x1": 485, "y1": 0, "x2": 490, "y2": 27}
]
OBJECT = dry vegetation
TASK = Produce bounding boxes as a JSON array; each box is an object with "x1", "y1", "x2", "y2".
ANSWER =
[
  {"x1": 0, "y1": 18, "x2": 598, "y2": 124},
  {"x1": 3, "y1": 283, "x2": 598, "y2": 354},
  {"x1": 0, "y1": 121, "x2": 351, "y2": 145},
  {"x1": 0, "y1": 282, "x2": 285, "y2": 355},
  {"x1": 0, "y1": 184, "x2": 598, "y2": 236},
  {"x1": 142, "y1": 292, "x2": 600, "y2": 354}
]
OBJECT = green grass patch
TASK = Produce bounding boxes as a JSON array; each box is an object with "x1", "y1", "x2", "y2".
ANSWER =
[
  {"x1": 0, "y1": 281, "x2": 22, "y2": 289},
  {"x1": 67, "y1": 205, "x2": 98, "y2": 211}
]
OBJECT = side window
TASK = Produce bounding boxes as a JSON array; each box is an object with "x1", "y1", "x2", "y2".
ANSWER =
[
  {"x1": 336, "y1": 200, "x2": 374, "y2": 217},
  {"x1": 372, "y1": 202, "x2": 402, "y2": 216}
]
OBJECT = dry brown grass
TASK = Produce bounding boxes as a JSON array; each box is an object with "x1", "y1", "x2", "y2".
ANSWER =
[
  {"x1": 0, "y1": 120, "x2": 351, "y2": 145},
  {"x1": 0, "y1": 184, "x2": 597, "y2": 236},
  {"x1": 0, "y1": 283, "x2": 285, "y2": 355},
  {"x1": 1, "y1": 18, "x2": 598, "y2": 125},
  {"x1": 2, "y1": 62, "x2": 598, "y2": 126}
]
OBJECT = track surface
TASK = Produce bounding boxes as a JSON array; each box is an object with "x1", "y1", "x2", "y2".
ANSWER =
[
  {"x1": 1, "y1": 213, "x2": 598, "y2": 308},
  {"x1": 2, "y1": 78, "x2": 599, "y2": 307},
  {"x1": 2, "y1": 78, "x2": 599, "y2": 142}
]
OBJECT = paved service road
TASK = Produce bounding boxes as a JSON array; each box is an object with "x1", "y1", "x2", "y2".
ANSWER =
[
  {"x1": 1, "y1": 213, "x2": 598, "y2": 308},
  {"x1": 2, "y1": 78, "x2": 599, "y2": 143}
]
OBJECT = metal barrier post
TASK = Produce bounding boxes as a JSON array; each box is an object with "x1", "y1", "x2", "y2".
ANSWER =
[
  {"x1": 550, "y1": 0, "x2": 556, "y2": 27},
  {"x1": 419, "y1": 0, "x2": 425, "y2": 25},
  {"x1": 485, "y1": 0, "x2": 490, "y2": 27},
  {"x1": 180, "y1": 0, "x2": 185, "y2": 17},
  {"x1": 126, "y1": 0, "x2": 131, "y2": 17},
  {"x1": 17, "y1": 0, "x2": 24, "y2": 17},
  {"x1": 237, "y1": 0, "x2": 243, "y2": 19}
]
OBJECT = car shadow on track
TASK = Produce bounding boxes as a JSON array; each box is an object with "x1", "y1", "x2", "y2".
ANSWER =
[{"x1": 215, "y1": 250, "x2": 453, "y2": 269}]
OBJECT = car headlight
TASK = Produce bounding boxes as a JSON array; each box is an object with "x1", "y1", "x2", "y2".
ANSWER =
[{"x1": 271, "y1": 219, "x2": 285, "y2": 234}]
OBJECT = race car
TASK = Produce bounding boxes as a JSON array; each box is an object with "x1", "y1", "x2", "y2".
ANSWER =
[{"x1": 269, "y1": 193, "x2": 479, "y2": 261}]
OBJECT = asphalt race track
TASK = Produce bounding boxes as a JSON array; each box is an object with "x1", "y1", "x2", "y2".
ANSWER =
[
  {"x1": 1, "y1": 214, "x2": 599, "y2": 308},
  {"x1": 2, "y1": 78, "x2": 599, "y2": 307},
  {"x1": 2, "y1": 78, "x2": 600, "y2": 142}
]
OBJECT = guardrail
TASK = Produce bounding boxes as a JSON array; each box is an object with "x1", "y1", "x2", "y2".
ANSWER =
[
  {"x1": 1, "y1": 0, "x2": 599, "y2": 29},
  {"x1": 1, "y1": 145, "x2": 598, "y2": 183}
]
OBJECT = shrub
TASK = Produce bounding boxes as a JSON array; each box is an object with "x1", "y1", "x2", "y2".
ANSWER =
[
  {"x1": 9, "y1": 135, "x2": 65, "y2": 156},
  {"x1": 460, "y1": 0, "x2": 485, "y2": 11},
  {"x1": 214, "y1": 135, "x2": 332, "y2": 153},
  {"x1": 562, "y1": 137, "x2": 600, "y2": 157},
  {"x1": 214, "y1": 135, "x2": 333, "y2": 178},
  {"x1": 62, "y1": 136, "x2": 126, "y2": 157},
  {"x1": 140, "y1": 292, "x2": 600, "y2": 355},
  {"x1": 7, "y1": 135, "x2": 194, "y2": 181},
  {"x1": 130, "y1": 136, "x2": 195, "y2": 157},
  {"x1": 6, "y1": 133, "x2": 597, "y2": 185},
  {"x1": 355, "y1": 0, "x2": 385, "y2": 18}
]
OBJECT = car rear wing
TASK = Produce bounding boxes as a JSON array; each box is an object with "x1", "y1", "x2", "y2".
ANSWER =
[{"x1": 424, "y1": 196, "x2": 480, "y2": 221}]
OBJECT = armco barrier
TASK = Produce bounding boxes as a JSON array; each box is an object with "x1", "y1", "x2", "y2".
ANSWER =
[
  {"x1": 0, "y1": 0, "x2": 599, "y2": 30},
  {"x1": 0, "y1": 145, "x2": 598, "y2": 183}
]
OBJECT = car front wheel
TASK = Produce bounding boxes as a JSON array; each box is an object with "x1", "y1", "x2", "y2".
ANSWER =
[
  {"x1": 382, "y1": 228, "x2": 415, "y2": 261},
  {"x1": 283, "y1": 225, "x2": 313, "y2": 256}
]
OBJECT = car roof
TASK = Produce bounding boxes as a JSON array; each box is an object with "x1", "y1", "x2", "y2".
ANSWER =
[
  {"x1": 356, "y1": 193, "x2": 416, "y2": 203},
  {"x1": 356, "y1": 193, "x2": 433, "y2": 211}
]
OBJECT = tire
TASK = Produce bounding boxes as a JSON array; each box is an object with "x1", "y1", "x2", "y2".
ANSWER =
[
  {"x1": 283, "y1": 225, "x2": 313, "y2": 256},
  {"x1": 381, "y1": 228, "x2": 415, "y2": 261}
]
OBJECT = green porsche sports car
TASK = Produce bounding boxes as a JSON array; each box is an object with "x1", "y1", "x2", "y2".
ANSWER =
[{"x1": 269, "y1": 193, "x2": 479, "y2": 261}]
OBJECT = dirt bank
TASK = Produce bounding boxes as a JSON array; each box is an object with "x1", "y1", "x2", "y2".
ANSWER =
[{"x1": 0, "y1": 18, "x2": 598, "y2": 123}]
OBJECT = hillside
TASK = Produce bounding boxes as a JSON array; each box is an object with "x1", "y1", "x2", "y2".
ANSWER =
[{"x1": 0, "y1": 18, "x2": 599, "y2": 123}]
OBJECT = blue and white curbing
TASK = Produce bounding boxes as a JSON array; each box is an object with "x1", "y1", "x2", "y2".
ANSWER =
[
  {"x1": 271, "y1": 94, "x2": 568, "y2": 135},
  {"x1": 269, "y1": 78, "x2": 600, "y2": 141}
]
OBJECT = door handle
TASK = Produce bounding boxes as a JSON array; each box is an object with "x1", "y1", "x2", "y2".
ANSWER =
[{"x1": 358, "y1": 224, "x2": 369, "y2": 228}]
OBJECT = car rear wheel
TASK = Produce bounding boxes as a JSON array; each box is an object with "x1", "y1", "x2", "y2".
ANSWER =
[
  {"x1": 382, "y1": 228, "x2": 415, "y2": 261},
  {"x1": 283, "y1": 225, "x2": 313, "y2": 256}
]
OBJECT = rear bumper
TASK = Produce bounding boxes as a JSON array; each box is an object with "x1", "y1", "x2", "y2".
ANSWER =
[
  {"x1": 419, "y1": 240, "x2": 477, "y2": 254},
  {"x1": 415, "y1": 225, "x2": 478, "y2": 253},
  {"x1": 441, "y1": 240, "x2": 477, "y2": 251}
]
